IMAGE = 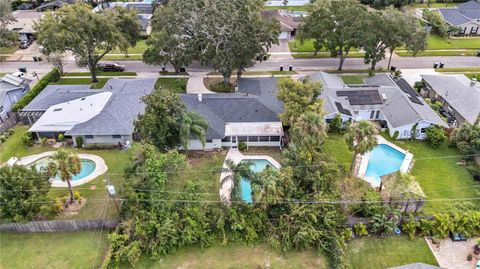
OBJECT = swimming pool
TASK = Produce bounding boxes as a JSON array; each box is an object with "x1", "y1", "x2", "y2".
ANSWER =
[
  {"x1": 364, "y1": 144, "x2": 406, "y2": 185},
  {"x1": 240, "y1": 159, "x2": 276, "y2": 203},
  {"x1": 33, "y1": 158, "x2": 97, "y2": 182}
]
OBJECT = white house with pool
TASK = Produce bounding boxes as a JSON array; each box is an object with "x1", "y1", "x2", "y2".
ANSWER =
[{"x1": 309, "y1": 72, "x2": 447, "y2": 140}]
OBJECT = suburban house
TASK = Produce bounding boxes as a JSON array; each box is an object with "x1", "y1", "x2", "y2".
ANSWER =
[
  {"x1": 35, "y1": 0, "x2": 74, "y2": 11},
  {"x1": 9, "y1": 10, "x2": 44, "y2": 41},
  {"x1": 264, "y1": 0, "x2": 310, "y2": 6},
  {"x1": 181, "y1": 78, "x2": 284, "y2": 150},
  {"x1": 310, "y1": 72, "x2": 447, "y2": 139},
  {"x1": 438, "y1": 0, "x2": 480, "y2": 35},
  {"x1": 93, "y1": 2, "x2": 154, "y2": 35},
  {"x1": 20, "y1": 79, "x2": 155, "y2": 146},
  {"x1": 261, "y1": 9, "x2": 305, "y2": 40},
  {"x1": 421, "y1": 74, "x2": 480, "y2": 126},
  {"x1": 0, "y1": 74, "x2": 31, "y2": 123}
]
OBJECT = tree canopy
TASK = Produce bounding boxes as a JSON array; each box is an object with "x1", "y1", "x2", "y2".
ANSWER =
[
  {"x1": 35, "y1": 3, "x2": 140, "y2": 82},
  {"x1": 450, "y1": 121, "x2": 480, "y2": 155},
  {"x1": 0, "y1": 165, "x2": 51, "y2": 222},
  {"x1": 0, "y1": 0, "x2": 18, "y2": 47}
]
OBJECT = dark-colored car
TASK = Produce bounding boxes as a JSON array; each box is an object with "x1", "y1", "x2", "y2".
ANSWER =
[
  {"x1": 19, "y1": 39, "x2": 33, "y2": 49},
  {"x1": 97, "y1": 62, "x2": 125, "y2": 72}
]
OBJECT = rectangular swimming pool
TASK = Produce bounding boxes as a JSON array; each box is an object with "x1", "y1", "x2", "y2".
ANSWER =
[
  {"x1": 364, "y1": 144, "x2": 406, "y2": 185},
  {"x1": 240, "y1": 159, "x2": 276, "y2": 203}
]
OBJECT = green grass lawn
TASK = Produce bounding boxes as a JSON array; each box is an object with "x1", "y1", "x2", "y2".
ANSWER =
[
  {"x1": 289, "y1": 39, "x2": 361, "y2": 53},
  {"x1": 0, "y1": 232, "x2": 109, "y2": 269},
  {"x1": 436, "y1": 68, "x2": 480, "y2": 73},
  {"x1": 155, "y1": 77, "x2": 188, "y2": 93},
  {"x1": 103, "y1": 55, "x2": 143, "y2": 61},
  {"x1": 63, "y1": 71, "x2": 137, "y2": 77},
  {"x1": 0, "y1": 46, "x2": 16, "y2": 54},
  {"x1": 347, "y1": 236, "x2": 438, "y2": 269},
  {"x1": 0, "y1": 126, "x2": 131, "y2": 220},
  {"x1": 409, "y1": 3, "x2": 458, "y2": 8},
  {"x1": 290, "y1": 51, "x2": 365, "y2": 59},
  {"x1": 108, "y1": 40, "x2": 148, "y2": 54},
  {"x1": 323, "y1": 133, "x2": 353, "y2": 171},
  {"x1": 54, "y1": 77, "x2": 109, "y2": 89},
  {"x1": 383, "y1": 137, "x2": 480, "y2": 214},
  {"x1": 425, "y1": 35, "x2": 480, "y2": 50},
  {"x1": 396, "y1": 49, "x2": 478, "y2": 57},
  {"x1": 341, "y1": 75, "x2": 367, "y2": 84}
]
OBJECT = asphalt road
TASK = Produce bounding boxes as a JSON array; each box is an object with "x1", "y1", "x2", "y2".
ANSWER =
[{"x1": 1, "y1": 56, "x2": 479, "y2": 74}]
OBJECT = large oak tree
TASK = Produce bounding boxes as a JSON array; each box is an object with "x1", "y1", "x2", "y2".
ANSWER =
[{"x1": 35, "y1": 3, "x2": 140, "y2": 82}]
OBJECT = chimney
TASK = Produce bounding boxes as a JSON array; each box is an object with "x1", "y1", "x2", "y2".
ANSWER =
[
  {"x1": 471, "y1": 78, "x2": 478, "y2": 88},
  {"x1": 197, "y1": 93, "x2": 202, "y2": 102}
]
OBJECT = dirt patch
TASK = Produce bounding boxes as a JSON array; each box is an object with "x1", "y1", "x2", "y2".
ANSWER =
[
  {"x1": 61, "y1": 198, "x2": 87, "y2": 216},
  {"x1": 187, "y1": 149, "x2": 227, "y2": 166}
]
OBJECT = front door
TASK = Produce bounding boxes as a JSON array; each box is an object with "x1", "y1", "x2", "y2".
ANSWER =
[{"x1": 231, "y1": 136, "x2": 238, "y2": 147}]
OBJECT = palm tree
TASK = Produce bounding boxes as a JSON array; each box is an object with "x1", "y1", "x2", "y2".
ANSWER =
[
  {"x1": 46, "y1": 149, "x2": 81, "y2": 203},
  {"x1": 291, "y1": 110, "x2": 327, "y2": 149},
  {"x1": 252, "y1": 166, "x2": 283, "y2": 209},
  {"x1": 345, "y1": 120, "x2": 377, "y2": 173},
  {"x1": 179, "y1": 111, "x2": 208, "y2": 153}
]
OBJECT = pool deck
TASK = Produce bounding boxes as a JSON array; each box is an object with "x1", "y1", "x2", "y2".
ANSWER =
[
  {"x1": 358, "y1": 135, "x2": 413, "y2": 188},
  {"x1": 15, "y1": 151, "x2": 108, "y2": 187},
  {"x1": 219, "y1": 148, "x2": 281, "y2": 204}
]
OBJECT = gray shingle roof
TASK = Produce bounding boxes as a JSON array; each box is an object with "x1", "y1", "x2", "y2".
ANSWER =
[
  {"x1": 66, "y1": 79, "x2": 155, "y2": 136},
  {"x1": 237, "y1": 77, "x2": 283, "y2": 115},
  {"x1": 0, "y1": 75, "x2": 31, "y2": 104},
  {"x1": 181, "y1": 93, "x2": 280, "y2": 140},
  {"x1": 439, "y1": 0, "x2": 480, "y2": 26},
  {"x1": 421, "y1": 74, "x2": 480, "y2": 124},
  {"x1": 310, "y1": 72, "x2": 446, "y2": 128},
  {"x1": 22, "y1": 85, "x2": 94, "y2": 111}
]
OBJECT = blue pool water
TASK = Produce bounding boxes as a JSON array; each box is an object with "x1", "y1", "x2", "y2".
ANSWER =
[
  {"x1": 364, "y1": 144, "x2": 406, "y2": 185},
  {"x1": 34, "y1": 159, "x2": 96, "y2": 181},
  {"x1": 240, "y1": 159, "x2": 275, "y2": 203}
]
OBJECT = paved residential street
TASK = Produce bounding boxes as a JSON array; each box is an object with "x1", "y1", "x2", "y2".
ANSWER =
[{"x1": 1, "y1": 56, "x2": 479, "y2": 75}]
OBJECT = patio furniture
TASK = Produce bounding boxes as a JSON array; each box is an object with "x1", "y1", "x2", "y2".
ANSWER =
[{"x1": 450, "y1": 232, "x2": 467, "y2": 242}]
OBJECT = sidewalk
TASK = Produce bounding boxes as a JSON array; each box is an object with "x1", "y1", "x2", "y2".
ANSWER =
[{"x1": 186, "y1": 72, "x2": 215, "y2": 94}]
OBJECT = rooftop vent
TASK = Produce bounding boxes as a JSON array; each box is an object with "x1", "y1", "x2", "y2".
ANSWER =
[
  {"x1": 471, "y1": 78, "x2": 478, "y2": 88},
  {"x1": 81, "y1": 97, "x2": 86, "y2": 101},
  {"x1": 381, "y1": 93, "x2": 388, "y2": 102},
  {"x1": 53, "y1": 108, "x2": 62, "y2": 112}
]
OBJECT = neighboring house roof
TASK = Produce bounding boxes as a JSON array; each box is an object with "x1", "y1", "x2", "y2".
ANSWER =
[
  {"x1": 93, "y1": 2, "x2": 154, "y2": 14},
  {"x1": 35, "y1": 0, "x2": 74, "y2": 11},
  {"x1": 310, "y1": 72, "x2": 446, "y2": 128},
  {"x1": 9, "y1": 10, "x2": 43, "y2": 34},
  {"x1": 421, "y1": 74, "x2": 480, "y2": 124},
  {"x1": 181, "y1": 93, "x2": 280, "y2": 140},
  {"x1": 0, "y1": 74, "x2": 31, "y2": 104},
  {"x1": 388, "y1": 262, "x2": 443, "y2": 269},
  {"x1": 26, "y1": 79, "x2": 155, "y2": 136},
  {"x1": 261, "y1": 9, "x2": 304, "y2": 32},
  {"x1": 438, "y1": 0, "x2": 480, "y2": 26}
]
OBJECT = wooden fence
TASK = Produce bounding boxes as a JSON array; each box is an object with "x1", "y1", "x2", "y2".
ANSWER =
[
  {"x1": 0, "y1": 219, "x2": 118, "y2": 233},
  {"x1": 0, "y1": 113, "x2": 19, "y2": 134}
]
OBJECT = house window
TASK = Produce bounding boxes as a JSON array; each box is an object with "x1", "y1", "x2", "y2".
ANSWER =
[
  {"x1": 370, "y1": 111, "x2": 375, "y2": 119},
  {"x1": 459, "y1": 27, "x2": 467, "y2": 34},
  {"x1": 270, "y1": 136, "x2": 280, "y2": 142},
  {"x1": 221, "y1": 136, "x2": 230, "y2": 142},
  {"x1": 85, "y1": 135, "x2": 94, "y2": 139},
  {"x1": 238, "y1": 136, "x2": 248, "y2": 142},
  {"x1": 471, "y1": 27, "x2": 479, "y2": 34},
  {"x1": 259, "y1": 136, "x2": 270, "y2": 142},
  {"x1": 206, "y1": 139, "x2": 212, "y2": 143},
  {"x1": 112, "y1": 135, "x2": 122, "y2": 139},
  {"x1": 420, "y1": 128, "x2": 426, "y2": 133},
  {"x1": 354, "y1": 111, "x2": 359, "y2": 115},
  {"x1": 248, "y1": 136, "x2": 259, "y2": 142},
  {"x1": 375, "y1": 110, "x2": 380, "y2": 119},
  {"x1": 0, "y1": 106, "x2": 3, "y2": 113}
]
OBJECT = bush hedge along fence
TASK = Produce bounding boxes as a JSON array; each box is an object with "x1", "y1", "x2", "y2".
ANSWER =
[{"x1": 12, "y1": 68, "x2": 61, "y2": 111}]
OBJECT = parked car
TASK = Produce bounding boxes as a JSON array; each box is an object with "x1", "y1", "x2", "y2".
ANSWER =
[
  {"x1": 19, "y1": 39, "x2": 33, "y2": 49},
  {"x1": 97, "y1": 62, "x2": 125, "y2": 72}
]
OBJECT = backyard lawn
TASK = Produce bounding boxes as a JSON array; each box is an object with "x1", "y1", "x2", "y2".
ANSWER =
[
  {"x1": 347, "y1": 236, "x2": 438, "y2": 269},
  {"x1": 155, "y1": 77, "x2": 188, "y2": 93},
  {"x1": 382, "y1": 137, "x2": 480, "y2": 214},
  {"x1": 341, "y1": 75, "x2": 368, "y2": 84},
  {"x1": 323, "y1": 133, "x2": 353, "y2": 171},
  {"x1": 0, "y1": 126, "x2": 131, "y2": 220},
  {"x1": 0, "y1": 232, "x2": 109, "y2": 269}
]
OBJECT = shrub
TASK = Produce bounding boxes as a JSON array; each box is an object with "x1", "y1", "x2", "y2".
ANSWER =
[
  {"x1": 341, "y1": 228, "x2": 353, "y2": 241},
  {"x1": 329, "y1": 114, "x2": 344, "y2": 134},
  {"x1": 83, "y1": 143, "x2": 118, "y2": 150},
  {"x1": 238, "y1": 141, "x2": 247, "y2": 151},
  {"x1": 0, "y1": 135, "x2": 6, "y2": 143},
  {"x1": 21, "y1": 133, "x2": 33, "y2": 146},
  {"x1": 12, "y1": 68, "x2": 61, "y2": 111},
  {"x1": 402, "y1": 218, "x2": 417, "y2": 240},
  {"x1": 57, "y1": 133, "x2": 65, "y2": 142},
  {"x1": 426, "y1": 126, "x2": 446, "y2": 148},
  {"x1": 8, "y1": 129, "x2": 14, "y2": 136},
  {"x1": 74, "y1": 190, "x2": 82, "y2": 203},
  {"x1": 392, "y1": 130, "x2": 399, "y2": 140},
  {"x1": 40, "y1": 137, "x2": 48, "y2": 146},
  {"x1": 354, "y1": 223, "x2": 368, "y2": 237},
  {"x1": 75, "y1": 136, "x2": 83, "y2": 148}
]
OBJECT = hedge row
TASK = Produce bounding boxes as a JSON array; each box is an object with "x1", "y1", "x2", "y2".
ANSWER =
[{"x1": 12, "y1": 68, "x2": 61, "y2": 111}]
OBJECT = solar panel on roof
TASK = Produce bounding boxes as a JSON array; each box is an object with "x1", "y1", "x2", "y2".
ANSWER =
[
  {"x1": 335, "y1": 102, "x2": 352, "y2": 116},
  {"x1": 1, "y1": 75, "x2": 23, "y2": 87},
  {"x1": 394, "y1": 78, "x2": 423, "y2": 105},
  {"x1": 336, "y1": 90, "x2": 383, "y2": 105}
]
